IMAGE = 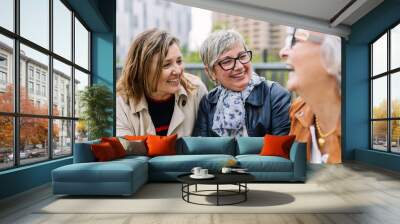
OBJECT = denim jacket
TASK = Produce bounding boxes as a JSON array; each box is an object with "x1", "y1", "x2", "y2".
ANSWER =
[{"x1": 193, "y1": 80, "x2": 291, "y2": 137}]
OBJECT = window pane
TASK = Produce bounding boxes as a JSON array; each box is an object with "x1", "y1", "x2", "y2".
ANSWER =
[
  {"x1": 20, "y1": 117, "x2": 49, "y2": 165},
  {"x1": 53, "y1": 119, "x2": 72, "y2": 158},
  {"x1": 391, "y1": 24, "x2": 400, "y2": 70},
  {"x1": 391, "y1": 120, "x2": 400, "y2": 153},
  {"x1": 74, "y1": 69, "x2": 89, "y2": 118},
  {"x1": 0, "y1": 116, "x2": 13, "y2": 170},
  {"x1": 0, "y1": 0, "x2": 14, "y2": 31},
  {"x1": 372, "y1": 33, "x2": 387, "y2": 76},
  {"x1": 20, "y1": 0, "x2": 49, "y2": 49},
  {"x1": 20, "y1": 44, "x2": 49, "y2": 115},
  {"x1": 53, "y1": 0, "x2": 72, "y2": 60},
  {"x1": 0, "y1": 35, "x2": 14, "y2": 112},
  {"x1": 391, "y1": 72, "x2": 400, "y2": 118},
  {"x1": 75, "y1": 18, "x2": 89, "y2": 70},
  {"x1": 372, "y1": 77, "x2": 387, "y2": 119},
  {"x1": 75, "y1": 120, "x2": 88, "y2": 143},
  {"x1": 53, "y1": 59, "x2": 72, "y2": 117},
  {"x1": 372, "y1": 121, "x2": 387, "y2": 151}
]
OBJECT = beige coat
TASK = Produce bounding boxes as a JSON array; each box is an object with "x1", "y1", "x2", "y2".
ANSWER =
[{"x1": 116, "y1": 73, "x2": 208, "y2": 138}]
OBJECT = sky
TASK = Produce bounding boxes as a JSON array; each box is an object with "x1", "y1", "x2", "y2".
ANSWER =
[{"x1": 188, "y1": 7, "x2": 212, "y2": 51}]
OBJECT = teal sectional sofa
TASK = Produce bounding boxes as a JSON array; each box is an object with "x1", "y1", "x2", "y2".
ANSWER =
[{"x1": 52, "y1": 137, "x2": 306, "y2": 196}]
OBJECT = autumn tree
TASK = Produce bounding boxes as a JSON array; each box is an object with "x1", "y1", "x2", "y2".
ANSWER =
[
  {"x1": 0, "y1": 84, "x2": 59, "y2": 151},
  {"x1": 372, "y1": 99, "x2": 400, "y2": 143}
]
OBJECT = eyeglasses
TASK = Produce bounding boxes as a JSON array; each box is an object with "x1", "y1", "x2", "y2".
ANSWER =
[
  {"x1": 216, "y1": 50, "x2": 252, "y2": 71},
  {"x1": 289, "y1": 28, "x2": 324, "y2": 49}
]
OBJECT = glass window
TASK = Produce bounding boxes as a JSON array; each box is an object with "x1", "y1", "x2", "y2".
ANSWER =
[
  {"x1": 74, "y1": 18, "x2": 89, "y2": 70},
  {"x1": 20, "y1": 0, "x2": 49, "y2": 49},
  {"x1": 53, "y1": 119, "x2": 72, "y2": 158},
  {"x1": 372, "y1": 77, "x2": 387, "y2": 119},
  {"x1": 372, "y1": 121, "x2": 388, "y2": 151},
  {"x1": 0, "y1": 0, "x2": 92, "y2": 170},
  {"x1": 391, "y1": 120, "x2": 400, "y2": 153},
  {"x1": 74, "y1": 69, "x2": 89, "y2": 118},
  {"x1": 19, "y1": 117, "x2": 49, "y2": 165},
  {"x1": 371, "y1": 24, "x2": 400, "y2": 154},
  {"x1": 20, "y1": 44, "x2": 49, "y2": 115},
  {"x1": 0, "y1": 116, "x2": 14, "y2": 170},
  {"x1": 28, "y1": 81, "x2": 34, "y2": 93},
  {"x1": 53, "y1": 0, "x2": 72, "y2": 60},
  {"x1": 75, "y1": 120, "x2": 88, "y2": 143},
  {"x1": 0, "y1": 35, "x2": 14, "y2": 113},
  {"x1": 391, "y1": 72, "x2": 400, "y2": 118},
  {"x1": 53, "y1": 59, "x2": 72, "y2": 117},
  {"x1": 391, "y1": 24, "x2": 400, "y2": 70},
  {"x1": 372, "y1": 34, "x2": 387, "y2": 76},
  {"x1": 0, "y1": 0, "x2": 14, "y2": 31}
]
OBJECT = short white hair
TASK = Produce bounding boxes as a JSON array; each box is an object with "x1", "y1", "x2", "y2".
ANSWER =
[
  {"x1": 320, "y1": 34, "x2": 341, "y2": 91},
  {"x1": 200, "y1": 29, "x2": 248, "y2": 81}
]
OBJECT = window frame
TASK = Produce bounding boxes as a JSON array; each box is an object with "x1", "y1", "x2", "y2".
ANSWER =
[
  {"x1": 0, "y1": 0, "x2": 92, "y2": 171},
  {"x1": 370, "y1": 20, "x2": 400, "y2": 154}
]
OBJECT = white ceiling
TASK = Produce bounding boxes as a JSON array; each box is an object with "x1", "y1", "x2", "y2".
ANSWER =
[{"x1": 167, "y1": 0, "x2": 384, "y2": 38}]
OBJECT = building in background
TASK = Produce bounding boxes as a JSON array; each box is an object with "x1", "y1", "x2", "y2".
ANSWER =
[
  {"x1": 212, "y1": 12, "x2": 287, "y2": 61},
  {"x1": 0, "y1": 42, "x2": 75, "y2": 154},
  {"x1": 117, "y1": 0, "x2": 192, "y2": 65}
]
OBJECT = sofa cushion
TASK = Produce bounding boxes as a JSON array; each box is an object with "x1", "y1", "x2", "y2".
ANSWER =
[
  {"x1": 148, "y1": 154, "x2": 235, "y2": 172},
  {"x1": 147, "y1": 134, "x2": 177, "y2": 157},
  {"x1": 91, "y1": 142, "x2": 118, "y2": 161},
  {"x1": 101, "y1": 137, "x2": 127, "y2": 158},
  {"x1": 236, "y1": 137, "x2": 263, "y2": 155},
  {"x1": 52, "y1": 160, "x2": 145, "y2": 183},
  {"x1": 236, "y1": 155, "x2": 293, "y2": 172},
  {"x1": 118, "y1": 138, "x2": 147, "y2": 156},
  {"x1": 260, "y1": 135, "x2": 296, "y2": 159},
  {"x1": 177, "y1": 137, "x2": 235, "y2": 155}
]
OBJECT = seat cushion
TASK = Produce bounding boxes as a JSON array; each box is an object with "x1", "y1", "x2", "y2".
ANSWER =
[
  {"x1": 148, "y1": 154, "x2": 235, "y2": 173},
  {"x1": 236, "y1": 155, "x2": 293, "y2": 172},
  {"x1": 53, "y1": 158, "x2": 147, "y2": 183}
]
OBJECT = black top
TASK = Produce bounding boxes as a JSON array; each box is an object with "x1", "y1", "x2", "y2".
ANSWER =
[
  {"x1": 146, "y1": 95, "x2": 175, "y2": 136},
  {"x1": 177, "y1": 173, "x2": 255, "y2": 185}
]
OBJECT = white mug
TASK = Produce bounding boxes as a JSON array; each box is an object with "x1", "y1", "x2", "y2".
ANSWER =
[
  {"x1": 221, "y1": 167, "x2": 232, "y2": 174},
  {"x1": 191, "y1": 167, "x2": 202, "y2": 176},
  {"x1": 200, "y1": 169, "x2": 208, "y2": 176}
]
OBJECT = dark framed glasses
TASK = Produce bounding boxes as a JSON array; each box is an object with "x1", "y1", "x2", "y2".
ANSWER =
[{"x1": 216, "y1": 50, "x2": 252, "y2": 71}]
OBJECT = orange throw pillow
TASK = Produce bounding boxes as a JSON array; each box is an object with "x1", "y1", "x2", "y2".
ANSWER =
[
  {"x1": 101, "y1": 137, "x2": 127, "y2": 158},
  {"x1": 260, "y1": 134, "x2": 296, "y2": 159},
  {"x1": 91, "y1": 142, "x2": 117, "y2": 161},
  {"x1": 124, "y1": 135, "x2": 148, "y2": 141},
  {"x1": 146, "y1": 134, "x2": 177, "y2": 157}
]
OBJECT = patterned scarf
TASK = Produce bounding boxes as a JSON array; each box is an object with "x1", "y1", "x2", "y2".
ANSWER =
[{"x1": 212, "y1": 73, "x2": 265, "y2": 137}]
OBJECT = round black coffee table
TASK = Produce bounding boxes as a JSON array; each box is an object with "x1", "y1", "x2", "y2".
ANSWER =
[{"x1": 177, "y1": 173, "x2": 255, "y2": 206}]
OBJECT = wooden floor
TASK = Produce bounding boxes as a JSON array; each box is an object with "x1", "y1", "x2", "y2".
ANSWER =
[{"x1": 1, "y1": 162, "x2": 400, "y2": 224}]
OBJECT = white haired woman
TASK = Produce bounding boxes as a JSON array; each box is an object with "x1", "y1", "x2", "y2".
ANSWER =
[
  {"x1": 279, "y1": 28, "x2": 342, "y2": 164},
  {"x1": 193, "y1": 29, "x2": 291, "y2": 137}
]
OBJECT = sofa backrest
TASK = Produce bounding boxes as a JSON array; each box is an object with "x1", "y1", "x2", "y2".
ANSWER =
[
  {"x1": 73, "y1": 139, "x2": 100, "y2": 163},
  {"x1": 177, "y1": 137, "x2": 236, "y2": 155},
  {"x1": 236, "y1": 137, "x2": 264, "y2": 155}
]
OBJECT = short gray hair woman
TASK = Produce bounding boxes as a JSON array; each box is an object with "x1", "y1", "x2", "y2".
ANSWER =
[{"x1": 193, "y1": 29, "x2": 291, "y2": 137}]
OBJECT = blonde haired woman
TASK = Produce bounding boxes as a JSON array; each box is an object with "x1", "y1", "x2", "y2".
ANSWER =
[
  {"x1": 280, "y1": 28, "x2": 342, "y2": 164},
  {"x1": 116, "y1": 29, "x2": 207, "y2": 137}
]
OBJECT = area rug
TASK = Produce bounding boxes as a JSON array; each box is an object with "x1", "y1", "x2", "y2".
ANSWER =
[{"x1": 37, "y1": 183, "x2": 361, "y2": 214}]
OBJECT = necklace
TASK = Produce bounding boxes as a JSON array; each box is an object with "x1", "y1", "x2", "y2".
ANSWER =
[{"x1": 315, "y1": 116, "x2": 336, "y2": 148}]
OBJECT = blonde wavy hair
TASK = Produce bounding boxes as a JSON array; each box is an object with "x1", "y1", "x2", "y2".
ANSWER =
[{"x1": 117, "y1": 29, "x2": 194, "y2": 102}]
